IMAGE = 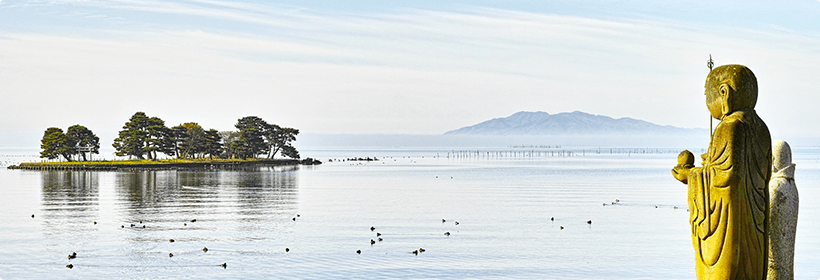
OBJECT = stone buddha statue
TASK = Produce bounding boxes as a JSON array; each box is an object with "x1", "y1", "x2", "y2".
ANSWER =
[
  {"x1": 768, "y1": 140, "x2": 798, "y2": 280},
  {"x1": 672, "y1": 64, "x2": 772, "y2": 280}
]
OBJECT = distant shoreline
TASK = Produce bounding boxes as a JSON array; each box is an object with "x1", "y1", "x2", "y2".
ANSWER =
[{"x1": 7, "y1": 158, "x2": 321, "y2": 171}]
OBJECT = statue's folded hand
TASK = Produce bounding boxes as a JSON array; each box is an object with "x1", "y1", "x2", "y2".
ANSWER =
[{"x1": 672, "y1": 165, "x2": 690, "y2": 184}]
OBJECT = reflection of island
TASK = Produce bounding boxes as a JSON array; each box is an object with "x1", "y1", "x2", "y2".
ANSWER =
[
  {"x1": 40, "y1": 171, "x2": 100, "y2": 237},
  {"x1": 114, "y1": 167, "x2": 300, "y2": 229}
]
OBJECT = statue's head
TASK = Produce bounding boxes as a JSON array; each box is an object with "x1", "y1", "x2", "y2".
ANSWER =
[
  {"x1": 772, "y1": 140, "x2": 793, "y2": 172},
  {"x1": 704, "y1": 64, "x2": 758, "y2": 120}
]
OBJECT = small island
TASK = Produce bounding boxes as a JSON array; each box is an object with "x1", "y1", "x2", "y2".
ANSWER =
[{"x1": 8, "y1": 112, "x2": 321, "y2": 171}]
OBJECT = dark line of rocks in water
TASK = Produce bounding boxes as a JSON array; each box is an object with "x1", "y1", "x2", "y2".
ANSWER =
[
  {"x1": 327, "y1": 157, "x2": 379, "y2": 162},
  {"x1": 6, "y1": 158, "x2": 322, "y2": 171}
]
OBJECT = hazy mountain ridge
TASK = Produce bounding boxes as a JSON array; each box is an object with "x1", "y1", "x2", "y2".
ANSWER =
[{"x1": 444, "y1": 111, "x2": 706, "y2": 135}]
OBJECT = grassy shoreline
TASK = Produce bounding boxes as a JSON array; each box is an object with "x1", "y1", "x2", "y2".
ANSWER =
[{"x1": 8, "y1": 157, "x2": 321, "y2": 170}]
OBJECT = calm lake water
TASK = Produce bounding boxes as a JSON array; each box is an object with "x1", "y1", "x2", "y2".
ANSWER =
[{"x1": 1, "y1": 147, "x2": 818, "y2": 279}]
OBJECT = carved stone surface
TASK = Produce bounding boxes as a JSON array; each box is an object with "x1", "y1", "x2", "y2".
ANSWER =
[
  {"x1": 767, "y1": 140, "x2": 798, "y2": 280},
  {"x1": 672, "y1": 64, "x2": 771, "y2": 280}
]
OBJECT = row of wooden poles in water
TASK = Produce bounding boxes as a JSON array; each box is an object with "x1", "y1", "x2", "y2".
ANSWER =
[{"x1": 444, "y1": 148, "x2": 686, "y2": 159}]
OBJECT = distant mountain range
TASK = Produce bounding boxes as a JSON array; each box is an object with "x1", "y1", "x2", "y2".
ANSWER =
[{"x1": 444, "y1": 111, "x2": 706, "y2": 136}]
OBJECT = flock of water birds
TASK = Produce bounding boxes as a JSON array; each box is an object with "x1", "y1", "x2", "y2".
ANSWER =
[
  {"x1": 41, "y1": 211, "x2": 464, "y2": 270},
  {"x1": 26, "y1": 213, "x2": 230, "y2": 270}
]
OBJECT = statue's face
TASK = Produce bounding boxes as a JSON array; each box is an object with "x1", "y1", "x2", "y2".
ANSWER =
[{"x1": 704, "y1": 82, "x2": 723, "y2": 120}]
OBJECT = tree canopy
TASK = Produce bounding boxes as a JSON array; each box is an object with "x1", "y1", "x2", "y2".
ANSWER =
[
  {"x1": 40, "y1": 127, "x2": 73, "y2": 161},
  {"x1": 40, "y1": 125, "x2": 99, "y2": 161},
  {"x1": 265, "y1": 125, "x2": 300, "y2": 159},
  {"x1": 113, "y1": 112, "x2": 174, "y2": 160},
  {"x1": 44, "y1": 112, "x2": 301, "y2": 162},
  {"x1": 171, "y1": 122, "x2": 222, "y2": 159},
  {"x1": 227, "y1": 116, "x2": 301, "y2": 159},
  {"x1": 66, "y1": 124, "x2": 100, "y2": 161}
]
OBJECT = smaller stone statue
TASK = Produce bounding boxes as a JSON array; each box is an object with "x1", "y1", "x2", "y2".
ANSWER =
[{"x1": 768, "y1": 140, "x2": 799, "y2": 280}]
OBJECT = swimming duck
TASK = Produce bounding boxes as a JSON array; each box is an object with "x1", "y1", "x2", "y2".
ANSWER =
[
  {"x1": 169, "y1": 253, "x2": 173, "y2": 257},
  {"x1": 370, "y1": 226, "x2": 375, "y2": 231},
  {"x1": 220, "y1": 263, "x2": 227, "y2": 268},
  {"x1": 378, "y1": 238, "x2": 383, "y2": 242},
  {"x1": 455, "y1": 221, "x2": 459, "y2": 225},
  {"x1": 371, "y1": 239, "x2": 376, "y2": 245},
  {"x1": 285, "y1": 248, "x2": 290, "y2": 252},
  {"x1": 419, "y1": 248, "x2": 425, "y2": 253},
  {"x1": 551, "y1": 217, "x2": 554, "y2": 221},
  {"x1": 169, "y1": 239, "x2": 175, "y2": 243},
  {"x1": 203, "y1": 247, "x2": 208, "y2": 252},
  {"x1": 376, "y1": 232, "x2": 381, "y2": 237},
  {"x1": 121, "y1": 225, "x2": 124, "y2": 228},
  {"x1": 31, "y1": 214, "x2": 34, "y2": 218},
  {"x1": 587, "y1": 220, "x2": 592, "y2": 224},
  {"x1": 412, "y1": 250, "x2": 418, "y2": 255},
  {"x1": 356, "y1": 250, "x2": 361, "y2": 254},
  {"x1": 184, "y1": 223, "x2": 187, "y2": 226},
  {"x1": 190, "y1": 219, "x2": 196, "y2": 223},
  {"x1": 442, "y1": 219, "x2": 446, "y2": 223},
  {"x1": 66, "y1": 264, "x2": 73, "y2": 269},
  {"x1": 560, "y1": 226, "x2": 564, "y2": 230},
  {"x1": 292, "y1": 217, "x2": 296, "y2": 221},
  {"x1": 444, "y1": 232, "x2": 450, "y2": 236}
]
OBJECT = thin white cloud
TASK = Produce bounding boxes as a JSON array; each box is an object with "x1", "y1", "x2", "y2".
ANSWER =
[{"x1": 0, "y1": 3, "x2": 818, "y2": 138}]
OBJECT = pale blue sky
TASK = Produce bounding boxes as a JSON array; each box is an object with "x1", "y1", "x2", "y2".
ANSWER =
[{"x1": 1, "y1": 0, "x2": 819, "y2": 143}]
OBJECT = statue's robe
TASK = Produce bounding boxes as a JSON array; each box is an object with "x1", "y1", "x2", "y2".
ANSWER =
[{"x1": 687, "y1": 109, "x2": 771, "y2": 280}]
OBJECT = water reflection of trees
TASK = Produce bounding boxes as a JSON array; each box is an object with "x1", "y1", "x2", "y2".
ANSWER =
[
  {"x1": 233, "y1": 166, "x2": 299, "y2": 218},
  {"x1": 116, "y1": 171, "x2": 180, "y2": 209},
  {"x1": 114, "y1": 166, "x2": 299, "y2": 223},
  {"x1": 41, "y1": 171, "x2": 99, "y2": 212},
  {"x1": 40, "y1": 171, "x2": 100, "y2": 236}
]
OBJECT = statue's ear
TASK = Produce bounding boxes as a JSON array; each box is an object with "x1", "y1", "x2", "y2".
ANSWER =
[{"x1": 719, "y1": 83, "x2": 732, "y2": 116}]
